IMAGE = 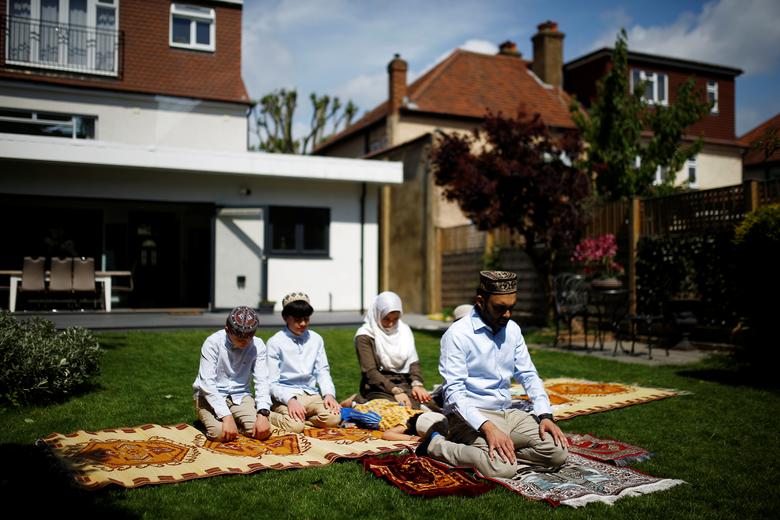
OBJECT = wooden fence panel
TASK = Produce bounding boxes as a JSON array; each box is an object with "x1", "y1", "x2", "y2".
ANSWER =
[
  {"x1": 641, "y1": 184, "x2": 746, "y2": 236},
  {"x1": 759, "y1": 178, "x2": 780, "y2": 206},
  {"x1": 441, "y1": 248, "x2": 546, "y2": 326},
  {"x1": 586, "y1": 200, "x2": 629, "y2": 239}
]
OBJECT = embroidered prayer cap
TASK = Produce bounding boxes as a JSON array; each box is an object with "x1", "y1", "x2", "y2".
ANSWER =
[
  {"x1": 282, "y1": 291, "x2": 310, "y2": 308},
  {"x1": 479, "y1": 271, "x2": 518, "y2": 294},
  {"x1": 226, "y1": 306, "x2": 259, "y2": 337}
]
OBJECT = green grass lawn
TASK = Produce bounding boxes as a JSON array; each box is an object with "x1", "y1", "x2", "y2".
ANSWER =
[{"x1": 1, "y1": 326, "x2": 778, "y2": 519}]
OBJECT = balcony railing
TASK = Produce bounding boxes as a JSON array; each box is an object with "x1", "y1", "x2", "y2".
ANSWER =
[{"x1": 2, "y1": 15, "x2": 123, "y2": 77}]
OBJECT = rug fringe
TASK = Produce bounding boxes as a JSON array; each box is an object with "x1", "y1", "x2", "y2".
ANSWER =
[{"x1": 561, "y1": 478, "x2": 686, "y2": 508}]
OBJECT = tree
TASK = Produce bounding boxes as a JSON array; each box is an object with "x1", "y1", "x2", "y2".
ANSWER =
[
  {"x1": 752, "y1": 126, "x2": 780, "y2": 179},
  {"x1": 431, "y1": 110, "x2": 592, "y2": 316},
  {"x1": 571, "y1": 29, "x2": 711, "y2": 200},
  {"x1": 251, "y1": 89, "x2": 358, "y2": 154}
]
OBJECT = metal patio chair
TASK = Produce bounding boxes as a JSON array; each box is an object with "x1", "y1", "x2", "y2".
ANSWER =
[{"x1": 553, "y1": 273, "x2": 591, "y2": 349}]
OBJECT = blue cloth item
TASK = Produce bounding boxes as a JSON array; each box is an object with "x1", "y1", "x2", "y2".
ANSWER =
[{"x1": 340, "y1": 407, "x2": 382, "y2": 429}]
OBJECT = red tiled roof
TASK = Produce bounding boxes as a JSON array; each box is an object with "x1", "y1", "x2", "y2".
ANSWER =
[
  {"x1": 739, "y1": 112, "x2": 780, "y2": 166},
  {"x1": 316, "y1": 49, "x2": 575, "y2": 153}
]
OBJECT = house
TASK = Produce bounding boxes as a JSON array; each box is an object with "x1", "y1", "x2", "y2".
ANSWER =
[
  {"x1": 316, "y1": 20, "x2": 746, "y2": 316},
  {"x1": 314, "y1": 22, "x2": 578, "y2": 318},
  {"x1": 739, "y1": 112, "x2": 780, "y2": 181},
  {"x1": 0, "y1": 0, "x2": 401, "y2": 312},
  {"x1": 565, "y1": 47, "x2": 744, "y2": 190}
]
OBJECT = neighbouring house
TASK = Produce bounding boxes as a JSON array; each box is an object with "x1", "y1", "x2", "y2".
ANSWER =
[
  {"x1": 0, "y1": 0, "x2": 401, "y2": 312},
  {"x1": 315, "y1": 20, "x2": 746, "y2": 318},
  {"x1": 565, "y1": 47, "x2": 744, "y2": 191},
  {"x1": 739, "y1": 112, "x2": 780, "y2": 181},
  {"x1": 315, "y1": 22, "x2": 575, "y2": 318}
]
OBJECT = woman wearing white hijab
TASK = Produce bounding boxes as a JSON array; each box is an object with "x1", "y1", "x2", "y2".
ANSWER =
[{"x1": 354, "y1": 291, "x2": 432, "y2": 409}]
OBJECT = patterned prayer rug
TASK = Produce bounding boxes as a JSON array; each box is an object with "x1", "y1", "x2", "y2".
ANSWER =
[
  {"x1": 510, "y1": 378, "x2": 681, "y2": 420},
  {"x1": 362, "y1": 454, "x2": 494, "y2": 498},
  {"x1": 40, "y1": 423, "x2": 411, "y2": 489},
  {"x1": 487, "y1": 453, "x2": 685, "y2": 507},
  {"x1": 565, "y1": 433, "x2": 653, "y2": 466}
]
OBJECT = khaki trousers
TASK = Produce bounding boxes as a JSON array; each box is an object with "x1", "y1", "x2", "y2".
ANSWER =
[
  {"x1": 195, "y1": 394, "x2": 258, "y2": 441},
  {"x1": 429, "y1": 408, "x2": 567, "y2": 478},
  {"x1": 270, "y1": 393, "x2": 341, "y2": 433}
]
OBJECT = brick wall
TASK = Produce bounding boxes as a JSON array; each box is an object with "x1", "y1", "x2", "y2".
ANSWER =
[{"x1": 0, "y1": 0, "x2": 249, "y2": 105}]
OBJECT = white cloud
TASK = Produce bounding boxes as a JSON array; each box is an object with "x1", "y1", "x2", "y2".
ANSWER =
[
  {"x1": 590, "y1": 0, "x2": 780, "y2": 75},
  {"x1": 459, "y1": 39, "x2": 499, "y2": 55}
]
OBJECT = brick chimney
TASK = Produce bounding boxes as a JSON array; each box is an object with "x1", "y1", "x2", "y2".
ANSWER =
[
  {"x1": 388, "y1": 53, "x2": 408, "y2": 113},
  {"x1": 498, "y1": 40, "x2": 522, "y2": 57},
  {"x1": 531, "y1": 21, "x2": 564, "y2": 87}
]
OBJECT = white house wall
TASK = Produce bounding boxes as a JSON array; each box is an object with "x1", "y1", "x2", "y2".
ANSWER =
[
  {"x1": 0, "y1": 82, "x2": 247, "y2": 152},
  {"x1": 0, "y1": 164, "x2": 380, "y2": 312},
  {"x1": 676, "y1": 145, "x2": 743, "y2": 190},
  {"x1": 215, "y1": 213, "x2": 264, "y2": 309}
]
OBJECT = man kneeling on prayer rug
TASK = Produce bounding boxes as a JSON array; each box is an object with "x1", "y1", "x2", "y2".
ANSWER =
[{"x1": 416, "y1": 271, "x2": 569, "y2": 478}]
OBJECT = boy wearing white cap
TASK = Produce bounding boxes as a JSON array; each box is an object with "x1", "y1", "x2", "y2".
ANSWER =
[{"x1": 266, "y1": 292, "x2": 341, "y2": 433}]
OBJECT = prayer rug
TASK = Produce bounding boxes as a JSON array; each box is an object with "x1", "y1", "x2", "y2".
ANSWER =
[
  {"x1": 362, "y1": 453, "x2": 494, "y2": 498},
  {"x1": 510, "y1": 378, "x2": 681, "y2": 420},
  {"x1": 40, "y1": 423, "x2": 412, "y2": 489},
  {"x1": 487, "y1": 453, "x2": 684, "y2": 507},
  {"x1": 565, "y1": 433, "x2": 653, "y2": 466}
]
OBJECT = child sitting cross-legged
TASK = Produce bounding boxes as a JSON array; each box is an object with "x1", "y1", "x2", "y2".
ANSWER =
[{"x1": 267, "y1": 292, "x2": 341, "y2": 433}]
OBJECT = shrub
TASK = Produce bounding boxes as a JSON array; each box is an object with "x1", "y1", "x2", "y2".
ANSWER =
[
  {"x1": 0, "y1": 311, "x2": 101, "y2": 406},
  {"x1": 733, "y1": 204, "x2": 780, "y2": 354}
]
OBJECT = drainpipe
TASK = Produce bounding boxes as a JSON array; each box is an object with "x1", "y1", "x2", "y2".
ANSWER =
[{"x1": 360, "y1": 182, "x2": 366, "y2": 314}]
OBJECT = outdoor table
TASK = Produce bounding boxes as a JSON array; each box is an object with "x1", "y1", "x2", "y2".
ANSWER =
[
  {"x1": 588, "y1": 287, "x2": 629, "y2": 354},
  {"x1": 1, "y1": 270, "x2": 131, "y2": 312}
]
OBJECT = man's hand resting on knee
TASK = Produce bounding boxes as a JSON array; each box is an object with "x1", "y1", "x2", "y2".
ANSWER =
[
  {"x1": 480, "y1": 421, "x2": 516, "y2": 464},
  {"x1": 539, "y1": 418, "x2": 569, "y2": 448}
]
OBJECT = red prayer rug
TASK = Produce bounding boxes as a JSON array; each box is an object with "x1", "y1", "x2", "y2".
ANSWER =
[
  {"x1": 486, "y1": 453, "x2": 684, "y2": 507},
  {"x1": 40, "y1": 423, "x2": 412, "y2": 489},
  {"x1": 565, "y1": 433, "x2": 653, "y2": 466},
  {"x1": 362, "y1": 453, "x2": 494, "y2": 498}
]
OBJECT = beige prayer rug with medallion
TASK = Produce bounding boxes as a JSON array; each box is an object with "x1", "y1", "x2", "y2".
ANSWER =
[
  {"x1": 510, "y1": 378, "x2": 683, "y2": 420},
  {"x1": 39, "y1": 424, "x2": 413, "y2": 489}
]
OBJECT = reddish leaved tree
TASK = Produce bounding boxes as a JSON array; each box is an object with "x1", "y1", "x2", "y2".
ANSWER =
[{"x1": 431, "y1": 110, "x2": 592, "y2": 317}]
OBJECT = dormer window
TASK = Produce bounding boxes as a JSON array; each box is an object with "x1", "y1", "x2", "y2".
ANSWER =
[
  {"x1": 170, "y1": 3, "x2": 215, "y2": 52},
  {"x1": 631, "y1": 69, "x2": 668, "y2": 106}
]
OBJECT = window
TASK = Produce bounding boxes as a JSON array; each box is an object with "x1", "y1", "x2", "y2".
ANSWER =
[
  {"x1": 0, "y1": 108, "x2": 96, "y2": 139},
  {"x1": 687, "y1": 157, "x2": 697, "y2": 187},
  {"x1": 269, "y1": 207, "x2": 330, "y2": 256},
  {"x1": 5, "y1": 0, "x2": 119, "y2": 75},
  {"x1": 631, "y1": 68, "x2": 668, "y2": 105},
  {"x1": 170, "y1": 3, "x2": 215, "y2": 52},
  {"x1": 707, "y1": 81, "x2": 719, "y2": 114}
]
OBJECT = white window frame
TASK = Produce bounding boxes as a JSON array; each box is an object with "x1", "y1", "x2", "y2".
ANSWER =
[
  {"x1": 4, "y1": 0, "x2": 119, "y2": 76},
  {"x1": 707, "y1": 81, "x2": 719, "y2": 114},
  {"x1": 169, "y1": 3, "x2": 215, "y2": 52},
  {"x1": 0, "y1": 107, "x2": 97, "y2": 139},
  {"x1": 631, "y1": 68, "x2": 668, "y2": 106}
]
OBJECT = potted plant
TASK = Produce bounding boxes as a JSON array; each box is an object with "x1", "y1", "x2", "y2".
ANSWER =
[
  {"x1": 257, "y1": 299, "x2": 276, "y2": 314},
  {"x1": 571, "y1": 234, "x2": 625, "y2": 289}
]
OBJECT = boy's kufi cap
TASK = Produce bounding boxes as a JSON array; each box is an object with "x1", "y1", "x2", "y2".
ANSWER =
[
  {"x1": 282, "y1": 291, "x2": 311, "y2": 308},
  {"x1": 479, "y1": 271, "x2": 518, "y2": 294},
  {"x1": 226, "y1": 306, "x2": 259, "y2": 337}
]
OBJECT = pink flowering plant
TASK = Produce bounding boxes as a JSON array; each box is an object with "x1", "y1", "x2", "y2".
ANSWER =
[{"x1": 571, "y1": 234, "x2": 624, "y2": 279}]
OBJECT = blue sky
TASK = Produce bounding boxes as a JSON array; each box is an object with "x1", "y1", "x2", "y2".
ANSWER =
[{"x1": 242, "y1": 0, "x2": 780, "y2": 140}]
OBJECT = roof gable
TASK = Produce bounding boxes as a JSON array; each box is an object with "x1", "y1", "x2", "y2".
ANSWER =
[
  {"x1": 740, "y1": 112, "x2": 780, "y2": 166},
  {"x1": 316, "y1": 49, "x2": 575, "y2": 153}
]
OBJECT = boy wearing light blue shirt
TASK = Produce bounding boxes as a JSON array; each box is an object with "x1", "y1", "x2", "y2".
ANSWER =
[
  {"x1": 267, "y1": 292, "x2": 341, "y2": 433},
  {"x1": 192, "y1": 306, "x2": 272, "y2": 442}
]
